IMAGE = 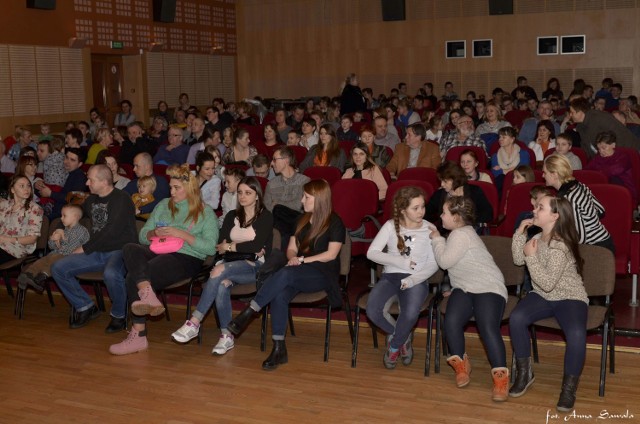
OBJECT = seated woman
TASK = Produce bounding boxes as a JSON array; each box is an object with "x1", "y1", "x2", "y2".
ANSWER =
[
  {"x1": 96, "y1": 150, "x2": 131, "y2": 190},
  {"x1": 226, "y1": 179, "x2": 346, "y2": 370},
  {"x1": 366, "y1": 186, "x2": 438, "y2": 369},
  {"x1": 153, "y1": 126, "x2": 189, "y2": 165},
  {"x1": 586, "y1": 131, "x2": 637, "y2": 204},
  {"x1": 16, "y1": 155, "x2": 43, "y2": 204},
  {"x1": 235, "y1": 101, "x2": 256, "y2": 126},
  {"x1": 426, "y1": 161, "x2": 493, "y2": 233},
  {"x1": 510, "y1": 196, "x2": 588, "y2": 412},
  {"x1": 194, "y1": 151, "x2": 222, "y2": 211},
  {"x1": 359, "y1": 125, "x2": 391, "y2": 168},
  {"x1": 222, "y1": 127, "x2": 258, "y2": 166},
  {"x1": 543, "y1": 154, "x2": 614, "y2": 252},
  {"x1": 255, "y1": 123, "x2": 283, "y2": 160},
  {"x1": 491, "y1": 127, "x2": 531, "y2": 193},
  {"x1": 460, "y1": 149, "x2": 492, "y2": 183},
  {"x1": 0, "y1": 175, "x2": 43, "y2": 269},
  {"x1": 147, "y1": 116, "x2": 168, "y2": 146},
  {"x1": 299, "y1": 118, "x2": 319, "y2": 150},
  {"x1": 475, "y1": 101, "x2": 511, "y2": 137},
  {"x1": 108, "y1": 164, "x2": 218, "y2": 355},
  {"x1": 342, "y1": 142, "x2": 388, "y2": 200},
  {"x1": 528, "y1": 120, "x2": 556, "y2": 162},
  {"x1": 171, "y1": 177, "x2": 273, "y2": 354},
  {"x1": 430, "y1": 196, "x2": 509, "y2": 402},
  {"x1": 85, "y1": 128, "x2": 114, "y2": 165},
  {"x1": 299, "y1": 124, "x2": 347, "y2": 172}
]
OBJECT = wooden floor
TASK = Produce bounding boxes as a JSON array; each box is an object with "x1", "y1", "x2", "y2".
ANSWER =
[{"x1": 2, "y1": 293, "x2": 640, "y2": 424}]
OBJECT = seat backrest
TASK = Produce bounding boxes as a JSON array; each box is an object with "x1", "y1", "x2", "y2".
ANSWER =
[
  {"x1": 303, "y1": 166, "x2": 342, "y2": 186},
  {"x1": 468, "y1": 180, "x2": 499, "y2": 221},
  {"x1": 499, "y1": 170, "x2": 545, "y2": 212},
  {"x1": 579, "y1": 244, "x2": 616, "y2": 297},
  {"x1": 340, "y1": 234, "x2": 352, "y2": 277},
  {"x1": 37, "y1": 216, "x2": 50, "y2": 251},
  {"x1": 397, "y1": 167, "x2": 440, "y2": 188},
  {"x1": 588, "y1": 184, "x2": 632, "y2": 273},
  {"x1": 615, "y1": 147, "x2": 640, "y2": 201},
  {"x1": 380, "y1": 166, "x2": 392, "y2": 186},
  {"x1": 289, "y1": 145, "x2": 308, "y2": 167},
  {"x1": 331, "y1": 179, "x2": 379, "y2": 230},
  {"x1": 339, "y1": 141, "x2": 355, "y2": 160},
  {"x1": 446, "y1": 146, "x2": 488, "y2": 170},
  {"x1": 383, "y1": 180, "x2": 434, "y2": 222},
  {"x1": 497, "y1": 182, "x2": 539, "y2": 237},
  {"x1": 480, "y1": 235, "x2": 524, "y2": 287},
  {"x1": 572, "y1": 170, "x2": 608, "y2": 186},
  {"x1": 480, "y1": 133, "x2": 499, "y2": 152},
  {"x1": 255, "y1": 176, "x2": 269, "y2": 193}
]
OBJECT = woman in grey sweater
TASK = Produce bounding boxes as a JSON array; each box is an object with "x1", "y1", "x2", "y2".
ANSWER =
[{"x1": 430, "y1": 196, "x2": 509, "y2": 402}]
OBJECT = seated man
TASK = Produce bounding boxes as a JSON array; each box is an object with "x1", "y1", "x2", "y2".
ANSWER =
[
  {"x1": 374, "y1": 116, "x2": 401, "y2": 152},
  {"x1": 518, "y1": 100, "x2": 562, "y2": 143},
  {"x1": 386, "y1": 123, "x2": 441, "y2": 178},
  {"x1": 264, "y1": 146, "x2": 310, "y2": 250},
  {"x1": 438, "y1": 114, "x2": 486, "y2": 158},
  {"x1": 51, "y1": 164, "x2": 138, "y2": 332},
  {"x1": 118, "y1": 122, "x2": 155, "y2": 165},
  {"x1": 36, "y1": 147, "x2": 87, "y2": 220},
  {"x1": 124, "y1": 152, "x2": 170, "y2": 217},
  {"x1": 246, "y1": 154, "x2": 276, "y2": 180}
]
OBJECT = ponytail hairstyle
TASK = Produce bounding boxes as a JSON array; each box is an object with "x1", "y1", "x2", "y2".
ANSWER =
[
  {"x1": 295, "y1": 179, "x2": 333, "y2": 254},
  {"x1": 547, "y1": 196, "x2": 584, "y2": 277},
  {"x1": 392, "y1": 186, "x2": 426, "y2": 254}
]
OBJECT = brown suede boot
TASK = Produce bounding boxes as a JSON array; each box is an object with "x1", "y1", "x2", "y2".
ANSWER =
[
  {"x1": 447, "y1": 354, "x2": 472, "y2": 388},
  {"x1": 491, "y1": 367, "x2": 509, "y2": 402}
]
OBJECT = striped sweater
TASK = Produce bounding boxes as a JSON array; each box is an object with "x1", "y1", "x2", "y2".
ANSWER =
[{"x1": 558, "y1": 180, "x2": 610, "y2": 245}]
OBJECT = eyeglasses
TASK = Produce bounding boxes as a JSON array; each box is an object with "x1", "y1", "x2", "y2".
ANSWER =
[
  {"x1": 458, "y1": 120, "x2": 473, "y2": 125},
  {"x1": 169, "y1": 133, "x2": 182, "y2": 137},
  {"x1": 271, "y1": 157, "x2": 286, "y2": 162}
]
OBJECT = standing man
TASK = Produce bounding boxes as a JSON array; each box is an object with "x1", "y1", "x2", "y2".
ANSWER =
[{"x1": 51, "y1": 164, "x2": 138, "y2": 332}]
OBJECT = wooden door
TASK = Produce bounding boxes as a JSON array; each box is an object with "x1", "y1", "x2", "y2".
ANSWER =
[{"x1": 91, "y1": 55, "x2": 124, "y2": 128}]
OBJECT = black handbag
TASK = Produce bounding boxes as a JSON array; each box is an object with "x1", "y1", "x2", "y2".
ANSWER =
[{"x1": 224, "y1": 251, "x2": 258, "y2": 262}]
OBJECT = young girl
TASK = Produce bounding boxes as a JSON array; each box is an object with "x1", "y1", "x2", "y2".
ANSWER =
[
  {"x1": 366, "y1": 187, "x2": 439, "y2": 369},
  {"x1": 204, "y1": 145, "x2": 225, "y2": 179},
  {"x1": 430, "y1": 196, "x2": 509, "y2": 402},
  {"x1": 512, "y1": 165, "x2": 535, "y2": 185},
  {"x1": 219, "y1": 167, "x2": 245, "y2": 228},
  {"x1": 132, "y1": 176, "x2": 156, "y2": 220},
  {"x1": 194, "y1": 151, "x2": 221, "y2": 211},
  {"x1": 510, "y1": 195, "x2": 588, "y2": 412}
]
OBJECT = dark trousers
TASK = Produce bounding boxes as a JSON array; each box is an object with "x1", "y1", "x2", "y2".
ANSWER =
[
  {"x1": 123, "y1": 243, "x2": 203, "y2": 324},
  {"x1": 509, "y1": 292, "x2": 588, "y2": 376},
  {"x1": 253, "y1": 265, "x2": 329, "y2": 337},
  {"x1": 444, "y1": 289, "x2": 507, "y2": 368}
]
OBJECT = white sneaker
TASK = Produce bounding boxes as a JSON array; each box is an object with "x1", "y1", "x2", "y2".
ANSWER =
[
  {"x1": 212, "y1": 334, "x2": 235, "y2": 355},
  {"x1": 171, "y1": 320, "x2": 199, "y2": 343}
]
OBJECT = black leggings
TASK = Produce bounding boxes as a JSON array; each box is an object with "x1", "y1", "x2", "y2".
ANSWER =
[{"x1": 444, "y1": 289, "x2": 507, "y2": 368}]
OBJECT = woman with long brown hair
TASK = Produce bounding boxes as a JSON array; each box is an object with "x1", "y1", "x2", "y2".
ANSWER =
[
  {"x1": 109, "y1": 164, "x2": 218, "y2": 356},
  {"x1": 299, "y1": 124, "x2": 347, "y2": 172},
  {"x1": 227, "y1": 179, "x2": 346, "y2": 370}
]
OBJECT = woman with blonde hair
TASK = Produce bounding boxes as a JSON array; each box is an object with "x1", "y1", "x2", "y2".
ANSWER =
[
  {"x1": 475, "y1": 101, "x2": 511, "y2": 136},
  {"x1": 86, "y1": 127, "x2": 114, "y2": 165},
  {"x1": 109, "y1": 164, "x2": 218, "y2": 355}
]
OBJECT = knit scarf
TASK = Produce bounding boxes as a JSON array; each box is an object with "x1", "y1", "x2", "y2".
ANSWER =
[{"x1": 497, "y1": 144, "x2": 521, "y2": 170}]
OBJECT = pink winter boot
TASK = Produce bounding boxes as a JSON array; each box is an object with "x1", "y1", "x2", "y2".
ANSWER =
[
  {"x1": 109, "y1": 328, "x2": 149, "y2": 355},
  {"x1": 131, "y1": 285, "x2": 165, "y2": 317}
]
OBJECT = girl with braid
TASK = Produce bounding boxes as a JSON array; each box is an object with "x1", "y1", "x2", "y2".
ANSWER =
[
  {"x1": 429, "y1": 196, "x2": 509, "y2": 402},
  {"x1": 366, "y1": 186, "x2": 439, "y2": 369}
]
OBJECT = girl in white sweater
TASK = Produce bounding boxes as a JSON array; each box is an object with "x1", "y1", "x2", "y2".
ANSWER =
[
  {"x1": 366, "y1": 186, "x2": 439, "y2": 370},
  {"x1": 430, "y1": 196, "x2": 509, "y2": 402}
]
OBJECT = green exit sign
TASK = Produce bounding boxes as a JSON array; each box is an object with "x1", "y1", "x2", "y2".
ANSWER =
[{"x1": 111, "y1": 41, "x2": 124, "y2": 49}]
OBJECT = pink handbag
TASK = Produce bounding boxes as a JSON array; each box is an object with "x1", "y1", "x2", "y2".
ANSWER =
[{"x1": 149, "y1": 221, "x2": 194, "y2": 254}]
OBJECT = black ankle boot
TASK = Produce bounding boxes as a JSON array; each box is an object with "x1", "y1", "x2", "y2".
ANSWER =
[
  {"x1": 228, "y1": 306, "x2": 258, "y2": 336},
  {"x1": 509, "y1": 357, "x2": 535, "y2": 397},
  {"x1": 557, "y1": 374, "x2": 580, "y2": 412},
  {"x1": 262, "y1": 340, "x2": 288, "y2": 371}
]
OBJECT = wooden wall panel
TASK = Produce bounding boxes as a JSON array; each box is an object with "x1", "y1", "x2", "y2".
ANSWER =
[
  {"x1": 145, "y1": 52, "x2": 165, "y2": 107},
  {"x1": 0, "y1": 46, "x2": 13, "y2": 118},
  {"x1": 10, "y1": 46, "x2": 39, "y2": 117},
  {"x1": 236, "y1": 3, "x2": 640, "y2": 102},
  {"x1": 59, "y1": 49, "x2": 86, "y2": 113},
  {"x1": 35, "y1": 47, "x2": 63, "y2": 115}
]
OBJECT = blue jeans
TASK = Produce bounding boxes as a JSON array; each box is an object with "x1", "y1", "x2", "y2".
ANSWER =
[
  {"x1": 51, "y1": 250, "x2": 127, "y2": 318},
  {"x1": 252, "y1": 265, "x2": 329, "y2": 337},
  {"x1": 366, "y1": 273, "x2": 430, "y2": 350},
  {"x1": 444, "y1": 289, "x2": 506, "y2": 368},
  {"x1": 193, "y1": 259, "x2": 262, "y2": 329},
  {"x1": 509, "y1": 292, "x2": 588, "y2": 376}
]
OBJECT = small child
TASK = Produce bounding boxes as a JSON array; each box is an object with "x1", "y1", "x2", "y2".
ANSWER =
[
  {"x1": 553, "y1": 133, "x2": 582, "y2": 170},
  {"x1": 219, "y1": 167, "x2": 245, "y2": 228},
  {"x1": 430, "y1": 196, "x2": 509, "y2": 402},
  {"x1": 17, "y1": 204, "x2": 89, "y2": 293},
  {"x1": 203, "y1": 145, "x2": 225, "y2": 179},
  {"x1": 336, "y1": 115, "x2": 358, "y2": 142},
  {"x1": 42, "y1": 136, "x2": 68, "y2": 187},
  {"x1": 426, "y1": 115, "x2": 443, "y2": 143},
  {"x1": 512, "y1": 165, "x2": 535, "y2": 185},
  {"x1": 286, "y1": 130, "x2": 302, "y2": 147},
  {"x1": 132, "y1": 175, "x2": 157, "y2": 220},
  {"x1": 38, "y1": 123, "x2": 52, "y2": 142},
  {"x1": 353, "y1": 111, "x2": 364, "y2": 123}
]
